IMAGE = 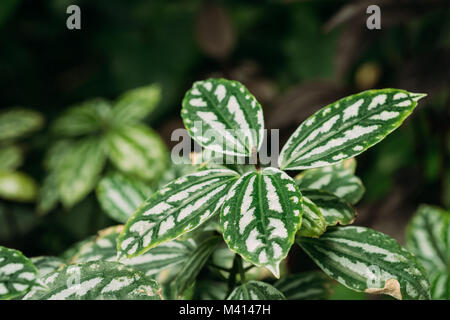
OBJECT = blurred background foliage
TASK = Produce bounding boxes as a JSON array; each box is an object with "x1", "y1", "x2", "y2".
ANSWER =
[{"x1": 0, "y1": 0, "x2": 449, "y2": 299}]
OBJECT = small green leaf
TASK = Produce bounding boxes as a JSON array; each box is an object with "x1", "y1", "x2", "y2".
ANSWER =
[
  {"x1": 279, "y1": 89, "x2": 426, "y2": 170},
  {"x1": 297, "y1": 196, "x2": 327, "y2": 238},
  {"x1": 295, "y1": 158, "x2": 365, "y2": 204},
  {"x1": 220, "y1": 167, "x2": 303, "y2": 277},
  {"x1": 112, "y1": 84, "x2": 161, "y2": 125},
  {"x1": 0, "y1": 171, "x2": 38, "y2": 202},
  {"x1": 173, "y1": 236, "x2": 220, "y2": 297},
  {"x1": 429, "y1": 272, "x2": 449, "y2": 300},
  {"x1": 301, "y1": 189, "x2": 356, "y2": 227},
  {"x1": 23, "y1": 261, "x2": 162, "y2": 300},
  {"x1": 0, "y1": 145, "x2": 23, "y2": 171},
  {"x1": 406, "y1": 205, "x2": 449, "y2": 274},
  {"x1": 36, "y1": 172, "x2": 59, "y2": 215},
  {"x1": 106, "y1": 124, "x2": 168, "y2": 182},
  {"x1": 298, "y1": 226, "x2": 431, "y2": 300},
  {"x1": 227, "y1": 281, "x2": 286, "y2": 300},
  {"x1": 54, "y1": 137, "x2": 106, "y2": 208},
  {"x1": 96, "y1": 172, "x2": 152, "y2": 223},
  {"x1": 30, "y1": 256, "x2": 65, "y2": 278},
  {"x1": 181, "y1": 78, "x2": 265, "y2": 157},
  {"x1": 0, "y1": 246, "x2": 38, "y2": 300},
  {"x1": 0, "y1": 108, "x2": 44, "y2": 142},
  {"x1": 274, "y1": 271, "x2": 333, "y2": 300},
  {"x1": 52, "y1": 99, "x2": 112, "y2": 137},
  {"x1": 118, "y1": 169, "x2": 239, "y2": 258}
]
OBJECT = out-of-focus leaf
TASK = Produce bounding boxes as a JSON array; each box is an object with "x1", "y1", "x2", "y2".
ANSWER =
[
  {"x1": 0, "y1": 145, "x2": 23, "y2": 171},
  {"x1": 0, "y1": 171, "x2": 37, "y2": 202},
  {"x1": 106, "y1": 124, "x2": 168, "y2": 182},
  {"x1": 227, "y1": 280, "x2": 285, "y2": 300},
  {"x1": 96, "y1": 172, "x2": 152, "y2": 223},
  {"x1": 55, "y1": 137, "x2": 106, "y2": 208},
  {"x1": 52, "y1": 99, "x2": 112, "y2": 137},
  {"x1": 0, "y1": 108, "x2": 44, "y2": 142},
  {"x1": 36, "y1": 172, "x2": 59, "y2": 215},
  {"x1": 193, "y1": 279, "x2": 228, "y2": 300},
  {"x1": 429, "y1": 272, "x2": 450, "y2": 300},
  {"x1": 111, "y1": 84, "x2": 161, "y2": 125},
  {"x1": 274, "y1": 271, "x2": 333, "y2": 300}
]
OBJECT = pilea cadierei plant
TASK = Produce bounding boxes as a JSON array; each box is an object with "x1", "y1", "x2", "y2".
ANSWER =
[{"x1": 0, "y1": 78, "x2": 432, "y2": 300}]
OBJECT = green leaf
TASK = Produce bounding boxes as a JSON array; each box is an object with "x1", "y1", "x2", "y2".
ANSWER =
[
  {"x1": 0, "y1": 246, "x2": 38, "y2": 300},
  {"x1": 71, "y1": 226, "x2": 196, "y2": 278},
  {"x1": 36, "y1": 172, "x2": 59, "y2": 215},
  {"x1": 0, "y1": 145, "x2": 23, "y2": 171},
  {"x1": 173, "y1": 236, "x2": 220, "y2": 297},
  {"x1": 220, "y1": 167, "x2": 303, "y2": 277},
  {"x1": 429, "y1": 272, "x2": 449, "y2": 300},
  {"x1": 96, "y1": 172, "x2": 152, "y2": 223},
  {"x1": 298, "y1": 226, "x2": 431, "y2": 300},
  {"x1": 30, "y1": 256, "x2": 65, "y2": 278},
  {"x1": 106, "y1": 124, "x2": 168, "y2": 182},
  {"x1": 181, "y1": 78, "x2": 265, "y2": 157},
  {"x1": 274, "y1": 271, "x2": 333, "y2": 300},
  {"x1": 52, "y1": 99, "x2": 112, "y2": 137},
  {"x1": 0, "y1": 171, "x2": 38, "y2": 202},
  {"x1": 112, "y1": 84, "x2": 161, "y2": 125},
  {"x1": 295, "y1": 158, "x2": 365, "y2": 204},
  {"x1": 23, "y1": 261, "x2": 162, "y2": 300},
  {"x1": 301, "y1": 189, "x2": 356, "y2": 227},
  {"x1": 279, "y1": 89, "x2": 426, "y2": 170},
  {"x1": 297, "y1": 196, "x2": 327, "y2": 238},
  {"x1": 193, "y1": 280, "x2": 228, "y2": 300},
  {"x1": 406, "y1": 205, "x2": 449, "y2": 274},
  {"x1": 55, "y1": 137, "x2": 106, "y2": 208},
  {"x1": 227, "y1": 281, "x2": 286, "y2": 300},
  {"x1": 118, "y1": 169, "x2": 239, "y2": 258},
  {"x1": 0, "y1": 108, "x2": 44, "y2": 142}
]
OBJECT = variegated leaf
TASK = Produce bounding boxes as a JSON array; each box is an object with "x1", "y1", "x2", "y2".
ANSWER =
[
  {"x1": 295, "y1": 158, "x2": 364, "y2": 204},
  {"x1": 23, "y1": 261, "x2": 162, "y2": 300},
  {"x1": 279, "y1": 89, "x2": 426, "y2": 170},
  {"x1": 298, "y1": 226, "x2": 431, "y2": 300},
  {"x1": 54, "y1": 137, "x2": 106, "y2": 208},
  {"x1": 71, "y1": 226, "x2": 196, "y2": 278},
  {"x1": 0, "y1": 171, "x2": 38, "y2": 202},
  {"x1": 52, "y1": 99, "x2": 112, "y2": 137},
  {"x1": 96, "y1": 172, "x2": 152, "y2": 223},
  {"x1": 0, "y1": 246, "x2": 38, "y2": 300},
  {"x1": 297, "y1": 196, "x2": 327, "y2": 238},
  {"x1": 112, "y1": 84, "x2": 161, "y2": 125},
  {"x1": 0, "y1": 145, "x2": 23, "y2": 171},
  {"x1": 0, "y1": 108, "x2": 44, "y2": 142},
  {"x1": 227, "y1": 281, "x2": 286, "y2": 300},
  {"x1": 118, "y1": 169, "x2": 239, "y2": 258},
  {"x1": 60, "y1": 236, "x2": 96, "y2": 263},
  {"x1": 406, "y1": 205, "x2": 449, "y2": 275},
  {"x1": 274, "y1": 271, "x2": 333, "y2": 300},
  {"x1": 173, "y1": 236, "x2": 220, "y2": 297},
  {"x1": 106, "y1": 124, "x2": 168, "y2": 182},
  {"x1": 301, "y1": 189, "x2": 356, "y2": 227},
  {"x1": 30, "y1": 256, "x2": 65, "y2": 278},
  {"x1": 429, "y1": 272, "x2": 449, "y2": 300},
  {"x1": 181, "y1": 78, "x2": 264, "y2": 156},
  {"x1": 220, "y1": 167, "x2": 303, "y2": 277}
]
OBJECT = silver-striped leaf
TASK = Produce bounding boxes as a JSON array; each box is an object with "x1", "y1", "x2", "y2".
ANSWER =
[
  {"x1": 227, "y1": 281, "x2": 286, "y2": 300},
  {"x1": 23, "y1": 261, "x2": 162, "y2": 300},
  {"x1": 0, "y1": 108, "x2": 44, "y2": 142},
  {"x1": 429, "y1": 272, "x2": 449, "y2": 300},
  {"x1": 96, "y1": 172, "x2": 152, "y2": 223},
  {"x1": 279, "y1": 89, "x2": 426, "y2": 170},
  {"x1": 181, "y1": 78, "x2": 265, "y2": 157},
  {"x1": 274, "y1": 271, "x2": 333, "y2": 300},
  {"x1": 106, "y1": 124, "x2": 168, "y2": 182},
  {"x1": 295, "y1": 158, "x2": 364, "y2": 204},
  {"x1": 30, "y1": 256, "x2": 65, "y2": 278},
  {"x1": 220, "y1": 167, "x2": 303, "y2": 277},
  {"x1": 297, "y1": 196, "x2": 327, "y2": 238},
  {"x1": 118, "y1": 169, "x2": 239, "y2": 258},
  {"x1": 111, "y1": 84, "x2": 161, "y2": 125},
  {"x1": 0, "y1": 246, "x2": 38, "y2": 300},
  {"x1": 173, "y1": 236, "x2": 220, "y2": 297},
  {"x1": 298, "y1": 226, "x2": 431, "y2": 300},
  {"x1": 301, "y1": 189, "x2": 356, "y2": 227},
  {"x1": 406, "y1": 205, "x2": 449, "y2": 275},
  {"x1": 71, "y1": 226, "x2": 196, "y2": 278}
]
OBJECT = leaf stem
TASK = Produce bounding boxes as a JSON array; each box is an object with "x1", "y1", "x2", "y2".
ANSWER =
[
  {"x1": 209, "y1": 263, "x2": 231, "y2": 273},
  {"x1": 236, "y1": 254, "x2": 246, "y2": 284},
  {"x1": 226, "y1": 255, "x2": 239, "y2": 297}
]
